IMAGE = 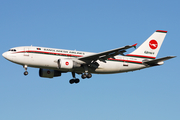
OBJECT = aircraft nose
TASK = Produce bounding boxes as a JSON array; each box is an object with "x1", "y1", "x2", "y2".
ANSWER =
[{"x1": 2, "y1": 52, "x2": 8, "y2": 59}]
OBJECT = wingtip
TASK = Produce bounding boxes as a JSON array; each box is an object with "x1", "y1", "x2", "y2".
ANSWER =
[
  {"x1": 132, "y1": 43, "x2": 137, "y2": 46},
  {"x1": 132, "y1": 43, "x2": 137, "y2": 49}
]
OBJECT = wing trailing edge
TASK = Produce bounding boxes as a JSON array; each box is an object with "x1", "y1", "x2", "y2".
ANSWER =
[{"x1": 78, "y1": 44, "x2": 137, "y2": 63}]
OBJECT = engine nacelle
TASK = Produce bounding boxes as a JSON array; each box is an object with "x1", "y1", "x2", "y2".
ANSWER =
[
  {"x1": 39, "y1": 68, "x2": 61, "y2": 78},
  {"x1": 57, "y1": 59, "x2": 81, "y2": 69}
]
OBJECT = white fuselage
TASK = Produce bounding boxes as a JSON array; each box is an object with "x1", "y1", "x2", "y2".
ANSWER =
[{"x1": 3, "y1": 46, "x2": 149, "y2": 74}]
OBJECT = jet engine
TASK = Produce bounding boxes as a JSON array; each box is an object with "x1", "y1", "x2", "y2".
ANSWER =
[
  {"x1": 57, "y1": 59, "x2": 81, "y2": 69},
  {"x1": 39, "y1": 68, "x2": 61, "y2": 78}
]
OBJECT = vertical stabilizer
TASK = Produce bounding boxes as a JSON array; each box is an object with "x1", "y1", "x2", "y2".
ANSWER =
[{"x1": 127, "y1": 30, "x2": 167, "y2": 59}]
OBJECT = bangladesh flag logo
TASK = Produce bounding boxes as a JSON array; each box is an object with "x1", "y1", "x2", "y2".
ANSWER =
[{"x1": 37, "y1": 48, "x2": 41, "y2": 50}]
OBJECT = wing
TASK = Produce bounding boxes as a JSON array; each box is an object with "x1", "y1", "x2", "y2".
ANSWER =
[
  {"x1": 78, "y1": 43, "x2": 137, "y2": 63},
  {"x1": 143, "y1": 56, "x2": 176, "y2": 66}
]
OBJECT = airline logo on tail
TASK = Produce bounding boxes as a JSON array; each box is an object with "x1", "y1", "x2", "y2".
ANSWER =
[{"x1": 149, "y1": 40, "x2": 158, "y2": 49}]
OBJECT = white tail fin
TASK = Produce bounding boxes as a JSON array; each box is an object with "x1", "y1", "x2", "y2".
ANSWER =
[{"x1": 127, "y1": 30, "x2": 167, "y2": 59}]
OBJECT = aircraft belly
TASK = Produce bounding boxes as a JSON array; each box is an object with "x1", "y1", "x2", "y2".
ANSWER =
[
  {"x1": 25, "y1": 53, "x2": 59, "y2": 68},
  {"x1": 94, "y1": 61, "x2": 121, "y2": 73},
  {"x1": 93, "y1": 61, "x2": 145, "y2": 74}
]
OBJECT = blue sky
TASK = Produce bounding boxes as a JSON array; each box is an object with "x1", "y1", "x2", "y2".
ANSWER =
[{"x1": 0, "y1": 0, "x2": 179, "y2": 120}]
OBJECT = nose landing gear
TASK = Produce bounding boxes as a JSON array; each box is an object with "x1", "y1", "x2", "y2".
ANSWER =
[
  {"x1": 24, "y1": 71, "x2": 28, "y2": 76},
  {"x1": 23, "y1": 65, "x2": 28, "y2": 76}
]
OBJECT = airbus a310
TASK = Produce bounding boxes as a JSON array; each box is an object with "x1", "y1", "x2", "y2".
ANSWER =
[{"x1": 2, "y1": 30, "x2": 176, "y2": 84}]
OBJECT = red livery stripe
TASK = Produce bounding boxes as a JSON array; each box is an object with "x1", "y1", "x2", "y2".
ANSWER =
[
  {"x1": 16, "y1": 50, "x2": 83, "y2": 57},
  {"x1": 108, "y1": 58, "x2": 142, "y2": 64},
  {"x1": 156, "y1": 30, "x2": 167, "y2": 33},
  {"x1": 126, "y1": 54, "x2": 156, "y2": 59},
  {"x1": 16, "y1": 51, "x2": 144, "y2": 64}
]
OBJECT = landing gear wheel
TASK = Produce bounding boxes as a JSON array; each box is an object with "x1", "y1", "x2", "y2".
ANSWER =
[
  {"x1": 69, "y1": 79, "x2": 74, "y2": 84},
  {"x1": 23, "y1": 65, "x2": 28, "y2": 76},
  {"x1": 24, "y1": 71, "x2": 28, "y2": 76},
  {"x1": 69, "y1": 79, "x2": 80, "y2": 84},
  {"x1": 74, "y1": 79, "x2": 80, "y2": 84},
  {"x1": 70, "y1": 72, "x2": 80, "y2": 84},
  {"x1": 81, "y1": 74, "x2": 87, "y2": 79},
  {"x1": 87, "y1": 73, "x2": 92, "y2": 78}
]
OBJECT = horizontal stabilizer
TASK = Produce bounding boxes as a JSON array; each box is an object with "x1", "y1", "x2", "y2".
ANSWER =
[{"x1": 143, "y1": 56, "x2": 176, "y2": 66}]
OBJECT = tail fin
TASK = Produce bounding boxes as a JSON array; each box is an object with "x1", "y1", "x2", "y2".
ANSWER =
[{"x1": 127, "y1": 30, "x2": 167, "y2": 59}]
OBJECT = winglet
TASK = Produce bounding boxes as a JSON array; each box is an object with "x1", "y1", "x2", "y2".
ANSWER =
[{"x1": 132, "y1": 43, "x2": 137, "y2": 49}]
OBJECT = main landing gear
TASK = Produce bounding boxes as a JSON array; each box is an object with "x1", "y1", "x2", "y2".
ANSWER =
[
  {"x1": 81, "y1": 65, "x2": 92, "y2": 79},
  {"x1": 81, "y1": 73, "x2": 92, "y2": 79},
  {"x1": 23, "y1": 65, "x2": 28, "y2": 76},
  {"x1": 69, "y1": 65, "x2": 93, "y2": 84},
  {"x1": 69, "y1": 72, "x2": 80, "y2": 84},
  {"x1": 69, "y1": 72, "x2": 92, "y2": 84}
]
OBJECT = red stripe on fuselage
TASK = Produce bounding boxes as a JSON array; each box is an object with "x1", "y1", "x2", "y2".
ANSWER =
[
  {"x1": 16, "y1": 50, "x2": 83, "y2": 57},
  {"x1": 126, "y1": 54, "x2": 156, "y2": 59},
  {"x1": 16, "y1": 51, "x2": 143, "y2": 64},
  {"x1": 108, "y1": 58, "x2": 142, "y2": 64}
]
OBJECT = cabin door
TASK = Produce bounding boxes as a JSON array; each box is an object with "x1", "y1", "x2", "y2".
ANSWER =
[{"x1": 24, "y1": 48, "x2": 29, "y2": 56}]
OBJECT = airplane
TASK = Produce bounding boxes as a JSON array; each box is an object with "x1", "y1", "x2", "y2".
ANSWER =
[{"x1": 2, "y1": 30, "x2": 176, "y2": 84}]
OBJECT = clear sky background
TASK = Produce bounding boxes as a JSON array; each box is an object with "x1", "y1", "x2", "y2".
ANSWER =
[{"x1": 0, "y1": 0, "x2": 179, "y2": 120}]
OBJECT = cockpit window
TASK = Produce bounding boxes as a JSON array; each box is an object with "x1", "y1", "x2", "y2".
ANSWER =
[{"x1": 8, "y1": 49, "x2": 16, "y2": 52}]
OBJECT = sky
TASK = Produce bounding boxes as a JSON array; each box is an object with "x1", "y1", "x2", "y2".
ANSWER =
[{"x1": 0, "y1": 0, "x2": 180, "y2": 120}]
